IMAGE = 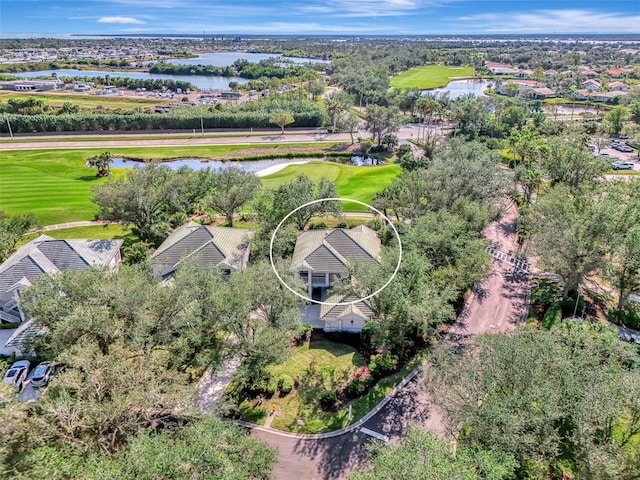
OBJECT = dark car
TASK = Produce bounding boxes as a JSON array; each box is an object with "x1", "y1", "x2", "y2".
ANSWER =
[
  {"x1": 3, "y1": 360, "x2": 30, "y2": 392},
  {"x1": 31, "y1": 361, "x2": 55, "y2": 388}
]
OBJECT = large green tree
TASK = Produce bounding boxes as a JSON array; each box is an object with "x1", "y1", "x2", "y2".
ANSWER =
[
  {"x1": 350, "y1": 427, "x2": 517, "y2": 480},
  {"x1": 203, "y1": 167, "x2": 261, "y2": 227},
  {"x1": 542, "y1": 137, "x2": 609, "y2": 192},
  {"x1": 425, "y1": 324, "x2": 640, "y2": 480},
  {"x1": 0, "y1": 210, "x2": 39, "y2": 263},
  {"x1": 606, "y1": 180, "x2": 640, "y2": 308},
  {"x1": 529, "y1": 184, "x2": 612, "y2": 298},
  {"x1": 258, "y1": 174, "x2": 341, "y2": 230},
  {"x1": 365, "y1": 104, "x2": 400, "y2": 146},
  {"x1": 92, "y1": 163, "x2": 192, "y2": 245}
]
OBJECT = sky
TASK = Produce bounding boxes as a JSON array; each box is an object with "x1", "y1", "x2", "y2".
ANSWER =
[{"x1": 1, "y1": 0, "x2": 640, "y2": 36}]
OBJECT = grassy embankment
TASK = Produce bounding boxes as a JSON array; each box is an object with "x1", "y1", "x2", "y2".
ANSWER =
[
  {"x1": 0, "y1": 90, "x2": 166, "y2": 111},
  {"x1": 390, "y1": 64, "x2": 475, "y2": 90},
  {"x1": 0, "y1": 146, "x2": 400, "y2": 226}
]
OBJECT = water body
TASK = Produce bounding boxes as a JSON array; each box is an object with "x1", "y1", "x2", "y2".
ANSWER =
[
  {"x1": 424, "y1": 79, "x2": 491, "y2": 99},
  {"x1": 14, "y1": 69, "x2": 247, "y2": 90},
  {"x1": 111, "y1": 156, "x2": 371, "y2": 174},
  {"x1": 544, "y1": 104, "x2": 600, "y2": 115},
  {"x1": 167, "y1": 52, "x2": 328, "y2": 66},
  {"x1": 111, "y1": 157, "x2": 312, "y2": 173}
]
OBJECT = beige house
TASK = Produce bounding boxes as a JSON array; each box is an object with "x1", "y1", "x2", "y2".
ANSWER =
[
  {"x1": 149, "y1": 221, "x2": 253, "y2": 279},
  {"x1": 291, "y1": 226, "x2": 381, "y2": 302}
]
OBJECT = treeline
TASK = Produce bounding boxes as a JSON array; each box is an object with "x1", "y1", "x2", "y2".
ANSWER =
[
  {"x1": 1, "y1": 110, "x2": 326, "y2": 133},
  {"x1": 58, "y1": 75, "x2": 195, "y2": 92},
  {"x1": 149, "y1": 58, "x2": 319, "y2": 79}
]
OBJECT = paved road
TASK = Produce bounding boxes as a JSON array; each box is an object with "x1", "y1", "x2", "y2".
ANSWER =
[
  {"x1": 0, "y1": 125, "x2": 428, "y2": 151},
  {"x1": 248, "y1": 202, "x2": 529, "y2": 480}
]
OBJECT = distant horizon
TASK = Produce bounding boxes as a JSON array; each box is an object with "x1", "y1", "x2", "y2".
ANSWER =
[
  {"x1": 2, "y1": 1, "x2": 639, "y2": 37},
  {"x1": 2, "y1": 32, "x2": 640, "y2": 41}
]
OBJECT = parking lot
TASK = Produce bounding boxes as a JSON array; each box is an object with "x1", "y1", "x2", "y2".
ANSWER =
[{"x1": 596, "y1": 142, "x2": 640, "y2": 173}]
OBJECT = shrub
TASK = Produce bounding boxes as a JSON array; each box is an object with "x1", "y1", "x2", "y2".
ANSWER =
[
  {"x1": 309, "y1": 222, "x2": 328, "y2": 230},
  {"x1": 265, "y1": 376, "x2": 278, "y2": 397},
  {"x1": 277, "y1": 375, "x2": 294, "y2": 396},
  {"x1": 336, "y1": 222, "x2": 348, "y2": 228},
  {"x1": 369, "y1": 353, "x2": 399, "y2": 378},
  {"x1": 542, "y1": 302, "x2": 562, "y2": 329},
  {"x1": 345, "y1": 366, "x2": 373, "y2": 398},
  {"x1": 608, "y1": 308, "x2": 640, "y2": 330},
  {"x1": 366, "y1": 218, "x2": 384, "y2": 231},
  {"x1": 319, "y1": 390, "x2": 337, "y2": 410}
]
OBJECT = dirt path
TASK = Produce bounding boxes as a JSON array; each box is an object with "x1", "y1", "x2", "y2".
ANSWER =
[{"x1": 247, "y1": 202, "x2": 530, "y2": 480}]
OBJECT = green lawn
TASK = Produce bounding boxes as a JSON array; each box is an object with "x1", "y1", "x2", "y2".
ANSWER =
[
  {"x1": 234, "y1": 339, "x2": 418, "y2": 434},
  {"x1": 0, "y1": 90, "x2": 166, "y2": 111},
  {"x1": 260, "y1": 161, "x2": 401, "y2": 211},
  {"x1": 390, "y1": 64, "x2": 475, "y2": 89},
  {"x1": 0, "y1": 144, "x2": 349, "y2": 225}
]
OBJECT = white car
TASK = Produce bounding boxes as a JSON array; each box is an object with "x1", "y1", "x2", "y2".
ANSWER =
[{"x1": 3, "y1": 360, "x2": 30, "y2": 392}]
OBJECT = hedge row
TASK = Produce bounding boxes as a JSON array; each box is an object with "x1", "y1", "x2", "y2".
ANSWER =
[{"x1": 1, "y1": 111, "x2": 328, "y2": 133}]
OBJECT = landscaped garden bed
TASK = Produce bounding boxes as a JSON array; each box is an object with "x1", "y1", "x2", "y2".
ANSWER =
[{"x1": 226, "y1": 334, "x2": 416, "y2": 434}]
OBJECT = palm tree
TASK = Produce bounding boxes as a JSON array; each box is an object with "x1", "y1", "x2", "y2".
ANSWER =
[{"x1": 86, "y1": 151, "x2": 113, "y2": 177}]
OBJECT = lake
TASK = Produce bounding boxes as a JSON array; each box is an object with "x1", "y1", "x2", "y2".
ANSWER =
[
  {"x1": 167, "y1": 52, "x2": 328, "y2": 66},
  {"x1": 111, "y1": 156, "x2": 372, "y2": 175},
  {"x1": 424, "y1": 79, "x2": 491, "y2": 99},
  {"x1": 14, "y1": 69, "x2": 247, "y2": 90},
  {"x1": 12, "y1": 52, "x2": 326, "y2": 90}
]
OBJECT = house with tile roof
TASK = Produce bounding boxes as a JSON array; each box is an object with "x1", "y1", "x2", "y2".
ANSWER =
[
  {"x1": 291, "y1": 226, "x2": 381, "y2": 302},
  {"x1": 149, "y1": 221, "x2": 253, "y2": 279},
  {"x1": 581, "y1": 79, "x2": 601, "y2": 91},
  {"x1": 608, "y1": 81, "x2": 631, "y2": 92},
  {"x1": 1, "y1": 235, "x2": 122, "y2": 353}
]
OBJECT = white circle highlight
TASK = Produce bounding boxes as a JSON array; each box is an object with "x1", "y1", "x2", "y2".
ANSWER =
[{"x1": 269, "y1": 197, "x2": 403, "y2": 307}]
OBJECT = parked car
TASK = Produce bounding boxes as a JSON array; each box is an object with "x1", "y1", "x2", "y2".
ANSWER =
[
  {"x1": 611, "y1": 161, "x2": 634, "y2": 170},
  {"x1": 618, "y1": 146, "x2": 634, "y2": 153},
  {"x1": 31, "y1": 361, "x2": 54, "y2": 388},
  {"x1": 3, "y1": 360, "x2": 30, "y2": 391},
  {"x1": 587, "y1": 145, "x2": 596, "y2": 151}
]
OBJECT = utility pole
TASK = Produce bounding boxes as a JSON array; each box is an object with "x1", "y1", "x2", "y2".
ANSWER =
[{"x1": 5, "y1": 115, "x2": 13, "y2": 139}]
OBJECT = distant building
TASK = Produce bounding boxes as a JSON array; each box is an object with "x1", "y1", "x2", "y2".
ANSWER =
[
  {"x1": 608, "y1": 81, "x2": 631, "y2": 92},
  {"x1": 0, "y1": 79, "x2": 64, "y2": 92}
]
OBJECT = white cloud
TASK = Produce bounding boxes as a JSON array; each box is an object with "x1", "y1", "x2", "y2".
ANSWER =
[
  {"x1": 98, "y1": 16, "x2": 147, "y2": 24},
  {"x1": 454, "y1": 9, "x2": 640, "y2": 34},
  {"x1": 296, "y1": 0, "x2": 445, "y2": 18}
]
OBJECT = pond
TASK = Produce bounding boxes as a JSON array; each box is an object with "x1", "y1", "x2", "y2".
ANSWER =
[
  {"x1": 14, "y1": 69, "x2": 247, "y2": 90},
  {"x1": 111, "y1": 156, "x2": 377, "y2": 176},
  {"x1": 423, "y1": 79, "x2": 491, "y2": 99}
]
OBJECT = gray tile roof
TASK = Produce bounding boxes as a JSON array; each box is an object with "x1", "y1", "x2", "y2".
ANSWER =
[
  {"x1": 0, "y1": 235, "x2": 123, "y2": 297},
  {"x1": 319, "y1": 294, "x2": 374, "y2": 320},
  {"x1": 149, "y1": 222, "x2": 254, "y2": 277},
  {"x1": 291, "y1": 226, "x2": 381, "y2": 272},
  {"x1": 3, "y1": 319, "x2": 47, "y2": 349}
]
